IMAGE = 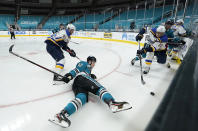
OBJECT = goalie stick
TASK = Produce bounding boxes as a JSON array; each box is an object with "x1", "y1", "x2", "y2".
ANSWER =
[{"x1": 9, "y1": 44, "x2": 64, "y2": 78}]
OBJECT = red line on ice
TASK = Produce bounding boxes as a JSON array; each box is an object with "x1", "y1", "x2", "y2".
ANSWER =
[{"x1": 0, "y1": 48, "x2": 122, "y2": 108}]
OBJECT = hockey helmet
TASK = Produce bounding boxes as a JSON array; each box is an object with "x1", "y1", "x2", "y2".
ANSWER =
[
  {"x1": 176, "y1": 19, "x2": 184, "y2": 24},
  {"x1": 59, "y1": 23, "x2": 65, "y2": 30},
  {"x1": 66, "y1": 24, "x2": 76, "y2": 31},
  {"x1": 87, "y1": 56, "x2": 97, "y2": 63},
  {"x1": 165, "y1": 19, "x2": 174, "y2": 25},
  {"x1": 156, "y1": 26, "x2": 166, "y2": 33}
]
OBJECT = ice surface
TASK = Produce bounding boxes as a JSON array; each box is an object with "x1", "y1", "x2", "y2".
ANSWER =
[{"x1": 0, "y1": 36, "x2": 178, "y2": 131}]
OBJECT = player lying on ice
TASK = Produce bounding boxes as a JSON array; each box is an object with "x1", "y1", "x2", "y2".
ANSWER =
[{"x1": 49, "y1": 56, "x2": 132, "y2": 128}]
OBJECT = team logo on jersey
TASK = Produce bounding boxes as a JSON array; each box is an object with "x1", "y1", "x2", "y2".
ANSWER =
[{"x1": 78, "y1": 63, "x2": 83, "y2": 67}]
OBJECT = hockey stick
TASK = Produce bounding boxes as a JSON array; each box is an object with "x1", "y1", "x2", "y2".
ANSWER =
[
  {"x1": 66, "y1": 49, "x2": 81, "y2": 61},
  {"x1": 9, "y1": 44, "x2": 64, "y2": 78},
  {"x1": 50, "y1": 41, "x2": 81, "y2": 61},
  {"x1": 70, "y1": 41, "x2": 80, "y2": 44},
  {"x1": 138, "y1": 41, "x2": 146, "y2": 85}
]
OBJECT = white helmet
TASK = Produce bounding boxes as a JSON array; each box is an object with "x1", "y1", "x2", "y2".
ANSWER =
[
  {"x1": 66, "y1": 24, "x2": 76, "y2": 31},
  {"x1": 156, "y1": 26, "x2": 166, "y2": 33},
  {"x1": 176, "y1": 19, "x2": 184, "y2": 24}
]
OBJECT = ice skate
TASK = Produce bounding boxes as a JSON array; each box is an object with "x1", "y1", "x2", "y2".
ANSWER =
[
  {"x1": 167, "y1": 62, "x2": 171, "y2": 68},
  {"x1": 109, "y1": 101, "x2": 132, "y2": 113},
  {"x1": 143, "y1": 67, "x2": 150, "y2": 74},
  {"x1": 49, "y1": 110, "x2": 71, "y2": 128},
  {"x1": 53, "y1": 74, "x2": 65, "y2": 85}
]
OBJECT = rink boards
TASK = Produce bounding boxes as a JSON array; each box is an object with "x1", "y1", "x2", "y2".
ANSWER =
[{"x1": 0, "y1": 31, "x2": 146, "y2": 46}]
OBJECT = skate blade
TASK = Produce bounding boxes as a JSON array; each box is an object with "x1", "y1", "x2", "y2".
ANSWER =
[
  {"x1": 112, "y1": 104, "x2": 132, "y2": 113},
  {"x1": 53, "y1": 81, "x2": 65, "y2": 85},
  {"x1": 48, "y1": 119, "x2": 69, "y2": 128}
]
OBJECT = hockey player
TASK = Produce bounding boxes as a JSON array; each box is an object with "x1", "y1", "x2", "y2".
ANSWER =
[
  {"x1": 170, "y1": 19, "x2": 190, "y2": 63},
  {"x1": 52, "y1": 23, "x2": 65, "y2": 34},
  {"x1": 45, "y1": 24, "x2": 76, "y2": 84},
  {"x1": 131, "y1": 20, "x2": 174, "y2": 66},
  {"x1": 9, "y1": 25, "x2": 15, "y2": 39},
  {"x1": 135, "y1": 26, "x2": 168, "y2": 74},
  {"x1": 49, "y1": 56, "x2": 132, "y2": 128},
  {"x1": 172, "y1": 19, "x2": 186, "y2": 37}
]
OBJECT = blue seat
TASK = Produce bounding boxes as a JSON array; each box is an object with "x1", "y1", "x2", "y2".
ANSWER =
[
  {"x1": 17, "y1": 15, "x2": 44, "y2": 29},
  {"x1": 0, "y1": 15, "x2": 14, "y2": 30}
]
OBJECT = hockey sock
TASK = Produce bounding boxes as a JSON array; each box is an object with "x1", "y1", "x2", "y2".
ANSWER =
[
  {"x1": 64, "y1": 93, "x2": 87, "y2": 116},
  {"x1": 96, "y1": 87, "x2": 115, "y2": 105}
]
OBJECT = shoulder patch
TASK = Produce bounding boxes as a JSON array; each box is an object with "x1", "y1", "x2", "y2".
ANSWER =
[{"x1": 77, "y1": 63, "x2": 83, "y2": 67}]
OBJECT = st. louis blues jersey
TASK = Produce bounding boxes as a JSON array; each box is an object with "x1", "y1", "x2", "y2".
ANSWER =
[
  {"x1": 172, "y1": 24, "x2": 186, "y2": 36},
  {"x1": 146, "y1": 27, "x2": 168, "y2": 51},
  {"x1": 155, "y1": 25, "x2": 181, "y2": 43},
  {"x1": 46, "y1": 29, "x2": 71, "y2": 50}
]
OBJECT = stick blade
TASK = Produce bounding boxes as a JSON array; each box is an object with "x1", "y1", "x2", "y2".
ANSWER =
[
  {"x1": 141, "y1": 80, "x2": 146, "y2": 85},
  {"x1": 9, "y1": 44, "x2": 14, "y2": 53},
  {"x1": 141, "y1": 76, "x2": 146, "y2": 85}
]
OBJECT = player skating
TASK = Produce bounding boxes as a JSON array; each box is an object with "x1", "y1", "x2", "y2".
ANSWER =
[
  {"x1": 133, "y1": 26, "x2": 168, "y2": 74},
  {"x1": 170, "y1": 19, "x2": 193, "y2": 64},
  {"x1": 45, "y1": 24, "x2": 76, "y2": 85},
  {"x1": 49, "y1": 56, "x2": 132, "y2": 128},
  {"x1": 131, "y1": 20, "x2": 174, "y2": 66},
  {"x1": 9, "y1": 25, "x2": 16, "y2": 39}
]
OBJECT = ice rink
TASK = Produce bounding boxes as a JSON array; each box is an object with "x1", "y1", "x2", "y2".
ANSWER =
[{"x1": 0, "y1": 36, "x2": 179, "y2": 131}]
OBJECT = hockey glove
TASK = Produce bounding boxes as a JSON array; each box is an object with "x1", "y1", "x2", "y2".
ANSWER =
[
  {"x1": 137, "y1": 49, "x2": 146, "y2": 55},
  {"x1": 62, "y1": 73, "x2": 73, "y2": 83},
  {"x1": 136, "y1": 34, "x2": 143, "y2": 41},
  {"x1": 68, "y1": 49, "x2": 76, "y2": 57},
  {"x1": 90, "y1": 74, "x2": 97, "y2": 79}
]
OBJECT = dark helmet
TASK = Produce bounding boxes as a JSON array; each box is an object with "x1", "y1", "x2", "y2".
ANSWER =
[
  {"x1": 165, "y1": 19, "x2": 174, "y2": 25},
  {"x1": 87, "y1": 56, "x2": 96, "y2": 62}
]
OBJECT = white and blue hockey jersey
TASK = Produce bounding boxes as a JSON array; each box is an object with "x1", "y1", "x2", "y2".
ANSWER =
[
  {"x1": 146, "y1": 27, "x2": 168, "y2": 51},
  {"x1": 172, "y1": 24, "x2": 186, "y2": 36},
  {"x1": 46, "y1": 29, "x2": 71, "y2": 50}
]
